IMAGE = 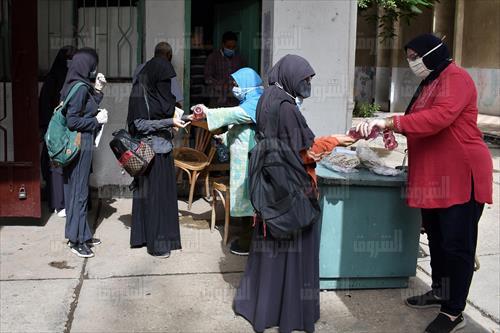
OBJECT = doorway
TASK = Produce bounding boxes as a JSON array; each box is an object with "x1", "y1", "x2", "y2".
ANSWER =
[
  {"x1": 188, "y1": 0, "x2": 262, "y2": 107},
  {"x1": 0, "y1": 0, "x2": 41, "y2": 218}
]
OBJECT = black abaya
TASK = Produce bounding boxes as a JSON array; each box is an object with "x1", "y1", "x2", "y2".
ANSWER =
[
  {"x1": 127, "y1": 55, "x2": 181, "y2": 255},
  {"x1": 234, "y1": 54, "x2": 320, "y2": 333},
  {"x1": 130, "y1": 153, "x2": 181, "y2": 255},
  {"x1": 39, "y1": 46, "x2": 75, "y2": 211},
  {"x1": 235, "y1": 222, "x2": 320, "y2": 333}
]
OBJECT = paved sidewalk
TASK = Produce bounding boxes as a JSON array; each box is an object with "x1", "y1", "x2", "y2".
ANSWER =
[
  {"x1": 351, "y1": 115, "x2": 500, "y2": 328},
  {"x1": 1, "y1": 194, "x2": 498, "y2": 332},
  {"x1": 477, "y1": 114, "x2": 500, "y2": 138},
  {"x1": 1, "y1": 116, "x2": 498, "y2": 332}
]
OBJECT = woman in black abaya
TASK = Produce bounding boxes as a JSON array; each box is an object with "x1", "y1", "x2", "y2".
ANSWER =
[
  {"x1": 39, "y1": 45, "x2": 76, "y2": 216},
  {"x1": 233, "y1": 54, "x2": 354, "y2": 333},
  {"x1": 127, "y1": 51, "x2": 188, "y2": 258}
]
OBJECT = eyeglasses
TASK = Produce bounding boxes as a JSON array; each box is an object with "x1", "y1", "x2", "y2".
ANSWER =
[{"x1": 406, "y1": 53, "x2": 420, "y2": 62}]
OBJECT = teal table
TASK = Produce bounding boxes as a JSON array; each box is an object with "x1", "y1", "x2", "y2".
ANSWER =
[{"x1": 317, "y1": 165, "x2": 420, "y2": 290}]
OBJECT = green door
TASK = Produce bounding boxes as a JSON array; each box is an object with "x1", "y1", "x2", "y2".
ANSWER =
[{"x1": 213, "y1": 0, "x2": 261, "y2": 72}]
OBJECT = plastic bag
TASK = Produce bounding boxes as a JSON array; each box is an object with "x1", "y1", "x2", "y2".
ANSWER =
[
  {"x1": 382, "y1": 130, "x2": 398, "y2": 150},
  {"x1": 356, "y1": 144, "x2": 403, "y2": 176},
  {"x1": 214, "y1": 138, "x2": 229, "y2": 163},
  {"x1": 348, "y1": 126, "x2": 379, "y2": 140},
  {"x1": 319, "y1": 147, "x2": 360, "y2": 173}
]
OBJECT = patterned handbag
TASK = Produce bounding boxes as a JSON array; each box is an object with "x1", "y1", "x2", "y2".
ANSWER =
[
  {"x1": 109, "y1": 129, "x2": 155, "y2": 176},
  {"x1": 109, "y1": 83, "x2": 155, "y2": 177}
]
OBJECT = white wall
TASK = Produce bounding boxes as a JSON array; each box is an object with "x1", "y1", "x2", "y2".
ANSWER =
[
  {"x1": 466, "y1": 68, "x2": 500, "y2": 116},
  {"x1": 145, "y1": 0, "x2": 185, "y2": 88},
  {"x1": 91, "y1": 0, "x2": 188, "y2": 189},
  {"x1": 390, "y1": 67, "x2": 500, "y2": 116},
  {"x1": 269, "y1": 0, "x2": 358, "y2": 135},
  {"x1": 0, "y1": 82, "x2": 133, "y2": 185},
  {"x1": 90, "y1": 83, "x2": 134, "y2": 188},
  {"x1": 389, "y1": 67, "x2": 421, "y2": 113}
]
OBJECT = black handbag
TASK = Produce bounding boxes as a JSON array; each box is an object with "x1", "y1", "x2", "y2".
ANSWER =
[
  {"x1": 109, "y1": 84, "x2": 155, "y2": 177},
  {"x1": 215, "y1": 139, "x2": 230, "y2": 163},
  {"x1": 109, "y1": 130, "x2": 155, "y2": 177}
]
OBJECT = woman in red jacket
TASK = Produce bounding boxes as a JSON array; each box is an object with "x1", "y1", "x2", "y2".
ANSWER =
[{"x1": 358, "y1": 34, "x2": 493, "y2": 333}]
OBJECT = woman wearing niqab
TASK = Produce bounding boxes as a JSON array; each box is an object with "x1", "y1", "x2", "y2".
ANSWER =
[
  {"x1": 39, "y1": 45, "x2": 76, "y2": 216},
  {"x1": 233, "y1": 54, "x2": 355, "y2": 333},
  {"x1": 127, "y1": 53, "x2": 187, "y2": 258}
]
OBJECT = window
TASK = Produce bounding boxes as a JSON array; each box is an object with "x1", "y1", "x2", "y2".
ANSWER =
[
  {"x1": 0, "y1": 0, "x2": 10, "y2": 81},
  {"x1": 0, "y1": 0, "x2": 11, "y2": 162},
  {"x1": 38, "y1": 0, "x2": 143, "y2": 80}
]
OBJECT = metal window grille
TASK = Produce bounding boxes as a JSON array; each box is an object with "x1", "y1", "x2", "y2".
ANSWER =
[
  {"x1": 38, "y1": 0, "x2": 143, "y2": 80},
  {"x1": 0, "y1": 0, "x2": 11, "y2": 161},
  {"x1": 0, "y1": 0, "x2": 10, "y2": 82}
]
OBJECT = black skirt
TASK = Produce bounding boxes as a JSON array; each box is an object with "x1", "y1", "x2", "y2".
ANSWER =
[
  {"x1": 130, "y1": 152, "x2": 181, "y2": 255},
  {"x1": 233, "y1": 221, "x2": 320, "y2": 333}
]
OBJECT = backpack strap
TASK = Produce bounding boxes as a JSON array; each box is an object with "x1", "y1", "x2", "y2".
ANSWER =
[
  {"x1": 256, "y1": 99, "x2": 284, "y2": 139},
  {"x1": 59, "y1": 81, "x2": 89, "y2": 114},
  {"x1": 259, "y1": 101, "x2": 285, "y2": 138},
  {"x1": 140, "y1": 83, "x2": 151, "y2": 120},
  {"x1": 266, "y1": 100, "x2": 283, "y2": 138}
]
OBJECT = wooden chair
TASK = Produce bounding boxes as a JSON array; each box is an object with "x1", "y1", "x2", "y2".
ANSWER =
[
  {"x1": 210, "y1": 181, "x2": 231, "y2": 245},
  {"x1": 174, "y1": 121, "x2": 216, "y2": 210}
]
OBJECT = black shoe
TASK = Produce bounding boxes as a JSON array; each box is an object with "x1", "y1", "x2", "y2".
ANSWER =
[
  {"x1": 230, "y1": 239, "x2": 249, "y2": 256},
  {"x1": 150, "y1": 251, "x2": 171, "y2": 259},
  {"x1": 425, "y1": 313, "x2": 466, "y2": 333},
  {"x1": 70, "y1": 242, "x2": 95, "y2": 258},
  {"x1": 405, "y1": 290, "x2": 444, "y2": 309},
  {"x1": 86, "y1": 238, "x2": 101, "y2": 246},
  {"x1": 67, "y1": 238, "x2": 101, "y2": 248}
]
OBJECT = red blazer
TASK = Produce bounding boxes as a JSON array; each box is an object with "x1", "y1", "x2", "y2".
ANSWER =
[{"x1": 394, "y1": 63, "x2": 493, "y2": 209}]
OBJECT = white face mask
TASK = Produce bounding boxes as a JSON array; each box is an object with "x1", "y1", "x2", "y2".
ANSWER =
[
  {"x1": 274, "y1": 82, "x2": 304, "y2": 110},
  {"x1": 295, "y1": 96, "x2": 303, "y2": 110},
  {"x1": 232, "y1": 87, "x2": 244, "y2": 100},
  {"x1": 408, "y1": 43, "x2": 443, "y2": 79},
  {"x1": 232, "y1": 86, "x2": 261, "y2": 101}
]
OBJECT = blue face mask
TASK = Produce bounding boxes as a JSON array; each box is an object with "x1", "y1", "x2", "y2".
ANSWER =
[
  {"x1": 89, "y1": 69, "x2": 97, "y2": 79},
  {"x1": 223, "y1": 48, "x2": 235, "y2": 58}
]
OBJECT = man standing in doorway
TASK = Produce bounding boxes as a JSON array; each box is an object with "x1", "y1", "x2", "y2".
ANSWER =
[{"x1": 204, "y1": 31, "x2": 246, "y2": 107}]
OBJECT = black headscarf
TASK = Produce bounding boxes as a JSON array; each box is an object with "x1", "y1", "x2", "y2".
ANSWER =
[
  {"x1": 60, "y1": 47, "x2": 99, "y2": 99},
  {"x1": 256, "y1": 54, "x2": 316, "y2": 157},
  {"x1": 127, "y1": 56, "x2": 176, "y2": 133},
  {"x1": 404, "y1": 34, "x2": 452, "y2": 114},
  {"x1": 38, "y1": 45, "x2": 76, "y2": 131}
]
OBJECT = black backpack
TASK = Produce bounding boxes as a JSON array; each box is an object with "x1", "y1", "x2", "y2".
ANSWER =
[{"x1": 248, "y1": 99, "x2": 321, "y2": 239}]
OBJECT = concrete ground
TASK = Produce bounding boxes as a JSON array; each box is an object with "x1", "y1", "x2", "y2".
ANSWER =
[
  {"x1": 1, "y1": 116, "x2": 498, "y2": 333},
  {"x1": 1, "y1": 193, "x2": 499, "y2": 332}
]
